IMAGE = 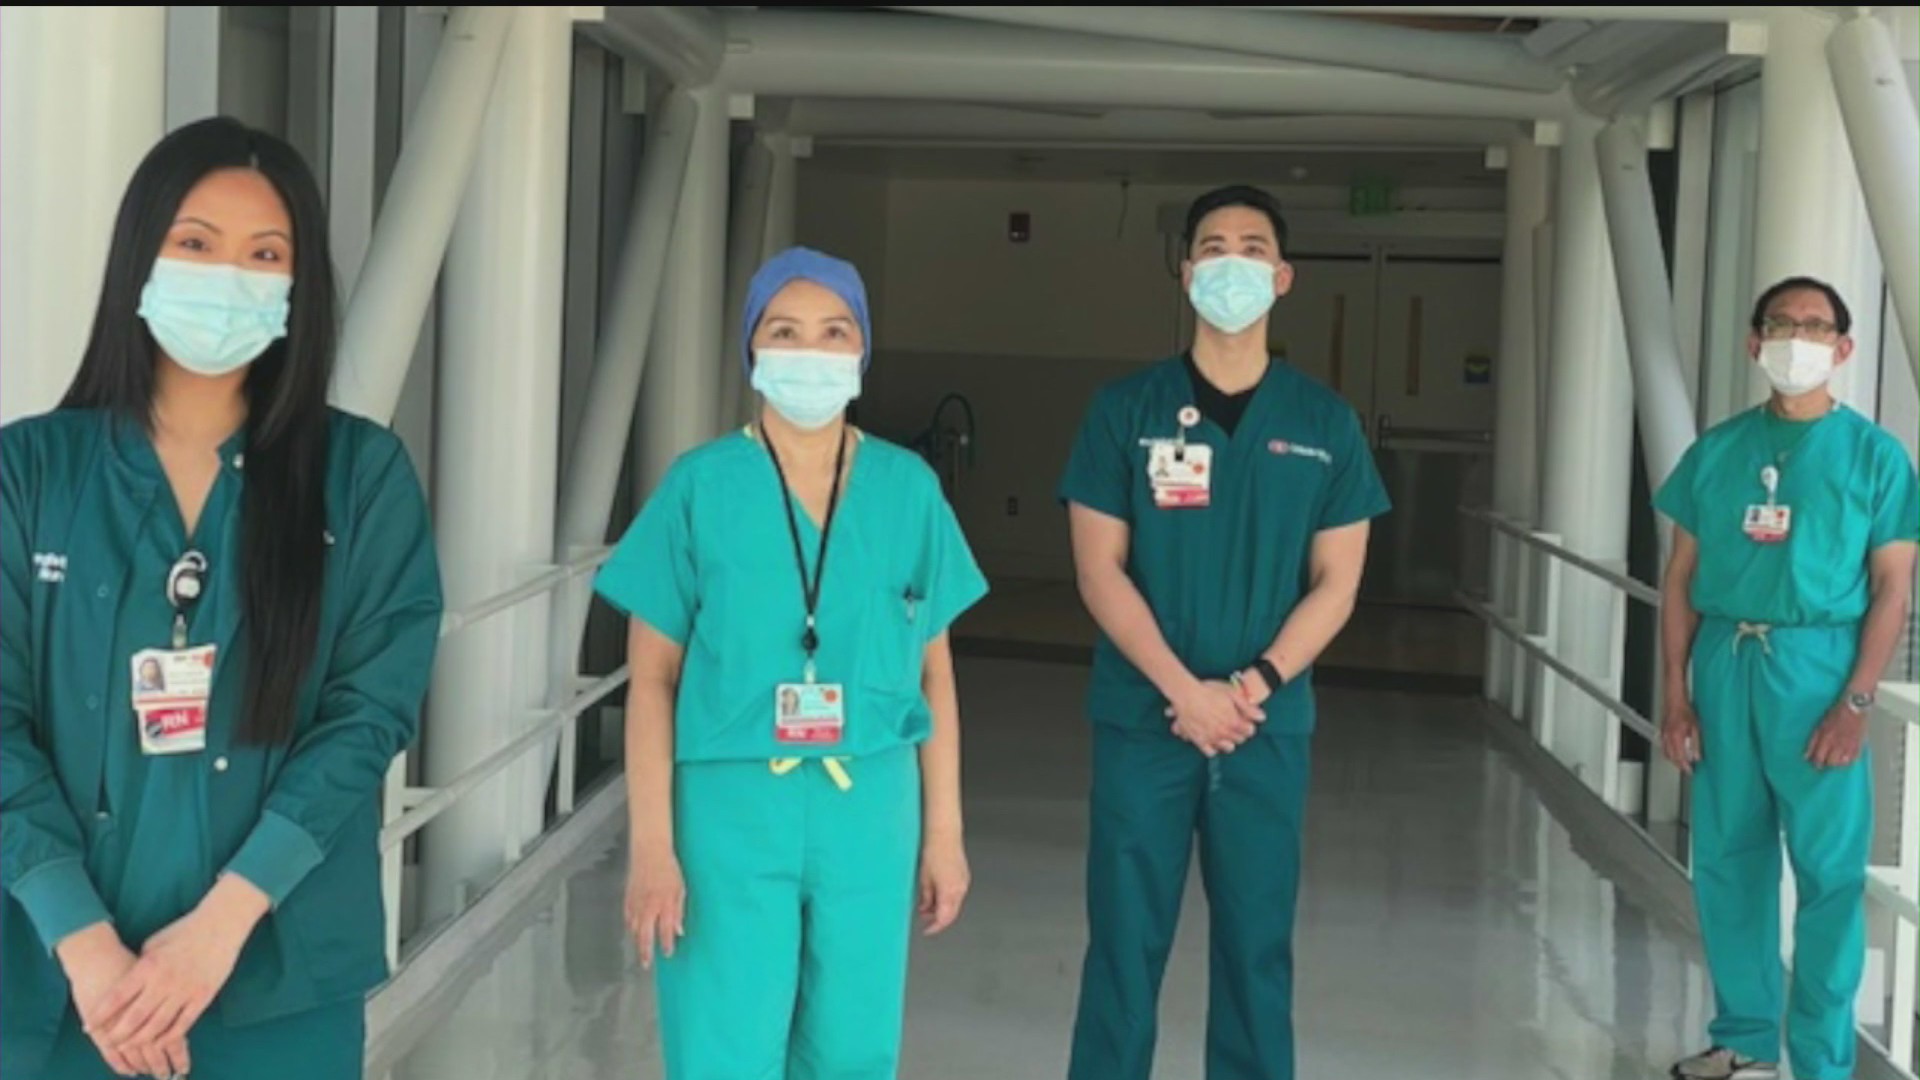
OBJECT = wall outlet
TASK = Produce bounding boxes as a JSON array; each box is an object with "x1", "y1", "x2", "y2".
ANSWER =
[{"x1": 1007, "y1": 497, "x2": 1020, "y2": 517}]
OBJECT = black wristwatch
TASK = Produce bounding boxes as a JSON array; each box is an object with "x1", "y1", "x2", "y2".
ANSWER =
[{"x1": 1253, "y1": 658, "x2": 1286, "y2": 695}]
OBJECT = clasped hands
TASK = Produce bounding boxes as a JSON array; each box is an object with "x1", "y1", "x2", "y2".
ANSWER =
[
  {"x1": 1165, "y1": 673, "x2": 1269, "y2": 757},
  {"x1": 55, "y1": 876, "x2": 267, "y2": 1078}
]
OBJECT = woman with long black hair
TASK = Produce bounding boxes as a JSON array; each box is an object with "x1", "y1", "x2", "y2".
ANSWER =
[{"x1": 0, "y1": 117, "x2": 442, "y2": 1079}]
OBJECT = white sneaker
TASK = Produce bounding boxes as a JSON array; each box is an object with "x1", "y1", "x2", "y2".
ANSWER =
[{"x1": 1668, "y1": 1047, "x2": 1779, "y2": 1080}]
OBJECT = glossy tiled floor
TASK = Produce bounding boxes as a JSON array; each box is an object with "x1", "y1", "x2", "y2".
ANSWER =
[{"x1": 378, "y1": 657, "x2": 1720, "y2": 1080}]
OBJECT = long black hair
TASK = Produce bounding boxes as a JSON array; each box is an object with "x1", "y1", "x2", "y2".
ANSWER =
[{"x1": 61, "y1": 117, "x2": 334, "y2": 745}]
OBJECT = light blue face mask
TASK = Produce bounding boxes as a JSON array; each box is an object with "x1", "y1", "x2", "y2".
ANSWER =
[
  {"x1": 751, "y1": 348, "x2": 864, "y2": 430},
  {"x1": 1188, "y1": 255, "x2": 1277, "y2": 335},
  {"x1": 138, "y1": 257, "x2": 293, "y2": 376}
]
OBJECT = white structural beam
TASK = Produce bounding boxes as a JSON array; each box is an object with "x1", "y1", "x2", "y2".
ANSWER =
[
  {"x1": 637, "y1": 84, "x2": 730, "y2": 497},
  {"x1": 787, "y1": 100, "x2": 1524, "y2": 149},
  {"x1": 1488, "y1": 139, "x2": 1550, "y2": 703},
  {"x1": 164, "y1": 6, "x2": 222, "y2": 129},
  {"x1": 718, "y1": 136, "x2": 778, "y2": 432},
  {"x1": 424, "y1": 6, "x2": 572, "y2": 920},
  {"x1": 1829, "y1": 13, "x2": 1920, "y2": 378},
  {"x1": 1572, "y1": 22, "x2": 1749, "y2": 117},
  {"x1": 893, "y1": 6, "x2": 1564, "y2": 92},
  {"x1": 332, "y1": 5, "x2": 512, "y2": 424},
  {"x1": 720, "y1": 11, "x2": 1569, "y2": 120},
  {"x1": 1670, "y1": 92, "x2": 1717, "y2": 417},
  {"x1": 390, "y1": 6, "x2": 450, "y2": 488},
  {"x1": 763, "y1": 134, "x2": 799, "y2": 269},
  {"x1": 0, "y1": 6, "x2": 165, "y2": 425},
  {"x1": 744, "y1": 132, "x2": 801, "y2": 422},
  {"x1": 1596, "y1": 117, "x2": 1698, "y2": 489},
  {"x1": 1531, "y1": 218, "x2": 1556, "y2": 489},
  {"x1": 1274, "y1": 7, "x2": 1777, "y2": 21},
  {"x1": 330, "y1": 5, "x2": 381, "y2": 296},
  {"x1": 1748, "y1": 6, "x2": 1882, "y2": 410},
  {"x1": 572, "y1": 5, "x2": 722, "y2": 88},
  {"x1": 548, "y1": 88, "x2": 699, "y2": 722},
  {"x1": 1539, "y1": 114, "x2": 1632, "y2": 802}
]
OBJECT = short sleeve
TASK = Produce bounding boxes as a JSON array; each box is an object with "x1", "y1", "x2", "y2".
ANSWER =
[
  {"x1": 915, "y1": 479, "x2": 989, "y2": 641},
  {"x1": 1058, "y1": 388, "x2": 1133, "y2": 521},
  {"x1": 1319, "y1": 406, "x2": 1391, "y2": 530},
  {"x1": 1869, "y1": 441, "x2": 1920, "y2": 550},
  {"x1": 1654, "y1": 442, "x2": 1701, "y2": 535},
  {"x1": 595, "y1": 462, "x2": 699, "y2": 645}
]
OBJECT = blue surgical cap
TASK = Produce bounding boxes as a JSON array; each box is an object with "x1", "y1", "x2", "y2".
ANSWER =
[{"x1": 741, "y1": 246, "x2": 873, "y2": 374}]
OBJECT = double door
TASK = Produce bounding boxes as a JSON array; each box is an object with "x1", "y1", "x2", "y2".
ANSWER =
[{"x1": 1266, "y1": 253, "x2": 1502, "y2": 606}]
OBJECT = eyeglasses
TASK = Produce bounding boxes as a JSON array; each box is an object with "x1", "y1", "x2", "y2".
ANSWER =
[{"x1": 1759, "y1": 316, "x2": 1841, "y2": 343}]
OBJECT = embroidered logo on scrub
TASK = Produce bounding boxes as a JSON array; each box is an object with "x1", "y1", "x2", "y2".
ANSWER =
[
  {"x1": 1268, "y1": 440, "x2": 1333, "y2": 464},
  {"x1": 32, "y1": 553, "x2": 67, "y2": 583}
]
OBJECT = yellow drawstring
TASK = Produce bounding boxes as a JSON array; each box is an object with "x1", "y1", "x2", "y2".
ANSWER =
[
  {"x1": 1733, "y1": 621, "x2": 1773, "y2": 656},
  {"x1": 770, "y1": 757, "x2": 853, "y2": 792}
]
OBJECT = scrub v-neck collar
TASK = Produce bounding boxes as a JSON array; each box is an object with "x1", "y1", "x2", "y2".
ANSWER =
[
  {"x1": 1173, "y1": 354, "x2": 1281, "y2": 455},
  {"x1": 745, "y1": 423, "x2": 866, "y2": 535},
  {"x1": 106, "y1": 413, "x2": 249, "y2": 542}
]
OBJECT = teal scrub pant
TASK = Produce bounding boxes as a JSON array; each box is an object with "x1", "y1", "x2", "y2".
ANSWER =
[
  {"x1": 1069, "y1": 726, "x2": 1311, "y2": 1080},
  {"x1": 659, "y1": 746, "x2": 921, "y2": 1080},
  {"x1": 1691, "y1": 619, "x2": 1871, "y2": 1080},
  {"x1": 40, "y1": 998, "x2": 363, "y2": 1079}
]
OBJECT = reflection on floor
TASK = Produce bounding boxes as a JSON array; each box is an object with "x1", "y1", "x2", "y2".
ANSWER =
[
  {"x1": 377, "y1": 658, "x2": 1717, "y2": 1080},
  {"x1": 955, "y1": 578, "x2": 1488, "y2": 693}
]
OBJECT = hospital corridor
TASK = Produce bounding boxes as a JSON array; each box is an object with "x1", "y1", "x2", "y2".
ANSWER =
[
  {"x1": 373, "y1": 658, "x2": 1722, "y2": 1080},
  {"x1": 2, "y1": 6, "x2": 1917, "y2": 1080}
]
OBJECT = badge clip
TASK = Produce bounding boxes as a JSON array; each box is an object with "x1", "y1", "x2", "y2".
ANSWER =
[{"x1": 1175, "y1": 405, "x2": 1200, "y2": 459}]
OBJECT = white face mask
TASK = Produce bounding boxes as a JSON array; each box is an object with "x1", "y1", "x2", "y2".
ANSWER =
[
  {"x1": 751, "y1": 348, "x2": 863, "y2": 430},
  {"x1": 1758, "y1": 339, "x2": 1836, "y2": 397}
]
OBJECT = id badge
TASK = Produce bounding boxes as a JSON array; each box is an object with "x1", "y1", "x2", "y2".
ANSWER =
[
  {"x1": 775, "y1": 682, "x2": 846, "y2": 746},
  {"x1": 1148, "y1": 442, "x2": 1213, "y2": 509},
  {"x1": 130, "y1": 645, "x2": 215, "y2": 755},
  {"x1": 1743, "y1": 504, "x2": 1792, "y2": 544}
]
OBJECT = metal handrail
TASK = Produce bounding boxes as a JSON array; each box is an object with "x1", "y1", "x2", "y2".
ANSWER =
[
  {"x1": 1881, "y1": 682, "x2": 1920, "y2": 729},
  {"x1": 1467, "y1": 505, "x2": 1920, "y2": 720},
  {"x1": 438, "y1": 548, "x2": 612, "y2": 639},
  {"x1": 1460, "y1": 507, "x2": 1662, "y2": 606},
  {"x1": 1870, "y1": 866, "x2": 1919, "y2": 925},
  {"x1": 377, "y1": 543, "x2": 629, "y2": 970},
  {"x1": 1459, "y1": 591, "x2": 1660, "y2": 742},
  {"x1": 381, "y1": 664, "x2": 629, "y2": 851}
]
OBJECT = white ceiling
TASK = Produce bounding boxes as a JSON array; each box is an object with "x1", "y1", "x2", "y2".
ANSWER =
[{"x1": 807, "y1": 145, "x2": 1502, "y2": 188}]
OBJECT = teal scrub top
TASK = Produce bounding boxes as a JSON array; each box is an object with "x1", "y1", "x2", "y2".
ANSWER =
[
  {"x1": 1058, "y1": 356, "x2": 1390, "y2": 734},
  {"x1": 1655, "y1": 404, "x2": 1920, "y2": 626},
  {"x1": 595, "y1": 430, "x2": 987, "y2": 763},
  {"x1": 1, "y1": 408, "x2": 442, "y2": 1069}
]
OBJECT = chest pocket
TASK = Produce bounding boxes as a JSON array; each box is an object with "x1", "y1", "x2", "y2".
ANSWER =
[
  {"x1": 794, "y1": 503, "x2": 915, "y2": 696},
  {"x1": 864, "y1": 580, "x2": 924, "y2": 695},
  {"x1": 1783, "y1": 454, "x2": 1872, "y2": 574}
]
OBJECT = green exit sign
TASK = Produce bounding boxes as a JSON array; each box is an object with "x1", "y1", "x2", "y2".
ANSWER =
[{"x1": 1349, "y1": 180, "x2": 1395, "y2": 217}]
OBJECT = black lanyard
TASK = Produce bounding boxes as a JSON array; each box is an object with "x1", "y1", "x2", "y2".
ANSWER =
[{"x1": 760, "y1": 425, "x2": 851, "y2": 682}]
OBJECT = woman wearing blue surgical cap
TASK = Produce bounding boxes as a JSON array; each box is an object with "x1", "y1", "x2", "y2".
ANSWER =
[{"x1": 595, "y1": 247, "x2": 988, "y2": 1079}]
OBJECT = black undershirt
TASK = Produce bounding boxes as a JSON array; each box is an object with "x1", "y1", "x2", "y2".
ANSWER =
[{"x1": 1184, "y1": 352, "x2": 1261, "y2": 438}]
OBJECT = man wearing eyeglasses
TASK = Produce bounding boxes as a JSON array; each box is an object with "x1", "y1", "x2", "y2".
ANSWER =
[{"x1": 1655, "y1": 277, "x2": 1919, "y2": 1080}]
